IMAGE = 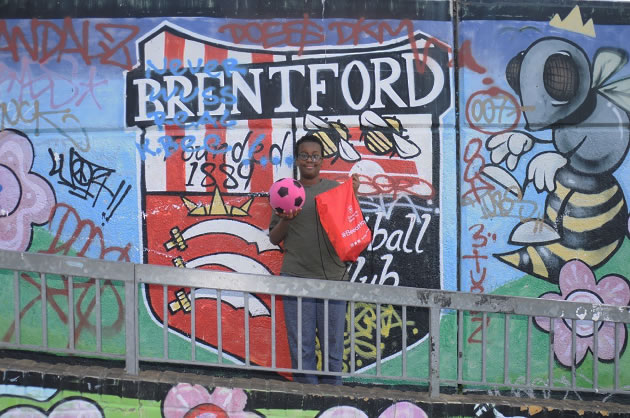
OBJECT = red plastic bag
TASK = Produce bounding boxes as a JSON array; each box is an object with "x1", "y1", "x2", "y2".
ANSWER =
[{"x1": 315, "y1": 179, "x2": 372, "y2": 262}]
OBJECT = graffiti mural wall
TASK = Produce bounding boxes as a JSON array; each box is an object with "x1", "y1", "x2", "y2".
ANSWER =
[
  {"x1": 458, "y1": 2, "x2": 630, "y2": 390},
  {"x1": 0, "y1": 379, "x2": 625, "y2": 417},
  {"x1": 1, "y1": 0, "x2": 630, "y2": 396}
]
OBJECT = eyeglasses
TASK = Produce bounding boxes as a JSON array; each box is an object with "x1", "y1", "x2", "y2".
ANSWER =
[{"x1": 297, "y1": 153, "x2": 322, "y2": 162}]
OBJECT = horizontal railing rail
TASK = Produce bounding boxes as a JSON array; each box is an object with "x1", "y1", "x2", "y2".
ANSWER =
[{"x1": 2, "y1": 249, "x2": 630, "y2": 398}]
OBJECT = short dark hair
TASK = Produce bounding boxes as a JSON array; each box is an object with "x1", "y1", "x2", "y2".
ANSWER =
[{"x1": 295, "y1": 134, "x2": 323, "y2": 155}]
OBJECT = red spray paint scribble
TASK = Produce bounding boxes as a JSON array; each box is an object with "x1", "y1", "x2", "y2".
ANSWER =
[
  {"x1": 2, "y1": 203, "x2": 130, "y2": 344},
  {"x1": 218, "y1": 15, "x2": 325, "y2": 55},
  {"x1": 463, "y1": 223, "x2": 495, "y2": 344},
  {"x1": 461, "y1": 137, "x2": 495, "y2": 207},
  {"x1": 43, "y1": 202, "x2": 131, "y2": 261},
  {"x1": 420, "y1": 38, "x2": 486, "y2": 75},
  {"x1": 0, "y1": 18, "x2": 140, "y2": 70},
  {"x1": 2, "y1": 272, "x2": 124, "y2": 345},
  {"x1": 328, "y1": 173, "x2": 434, "y2": 200},
  {"x1": 220, "y1": 16, "x2": 441, "y2": 74},
  {"x1": 465, "y1": 87, "x2": 521, "y2": 135}
]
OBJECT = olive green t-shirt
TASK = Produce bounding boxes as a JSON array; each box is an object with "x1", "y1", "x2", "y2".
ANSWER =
[{"x1": 269, "y1": 178, "x2": 348, "y2": 281}]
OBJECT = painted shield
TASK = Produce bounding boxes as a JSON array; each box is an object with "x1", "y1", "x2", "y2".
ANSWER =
[{"x1": 126, "y1": 21, "x2": 451, "y2": 372}]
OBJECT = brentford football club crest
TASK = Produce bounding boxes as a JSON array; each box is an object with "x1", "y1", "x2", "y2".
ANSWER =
[{"x1": 126, "y1": 21, "x2": 451, "y2": 372}]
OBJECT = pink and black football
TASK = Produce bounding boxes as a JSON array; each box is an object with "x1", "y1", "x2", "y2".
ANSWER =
[{"x1": 269, "y1": 178, "x2": 305, "y2": 213}]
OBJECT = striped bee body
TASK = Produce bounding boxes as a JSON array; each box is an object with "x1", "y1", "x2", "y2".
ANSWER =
[
  {"x1": 312, "y1": 122, "x2": 349, "y2": 158},
  {"x1": 362, "y1": 130, "x2": 395, "y2": 155},
  {"x1": 496, "y1": 167, "x2": 628, "y2": 282}
]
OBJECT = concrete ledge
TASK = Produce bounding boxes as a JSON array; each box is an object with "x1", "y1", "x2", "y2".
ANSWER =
[{"x1": 1, "y1": 355, "x2": 629, "y2": 416}]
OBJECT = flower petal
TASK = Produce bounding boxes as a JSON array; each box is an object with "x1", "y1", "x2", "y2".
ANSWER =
[
  {"x1": 164, "y1": 383, "x2": 212, "y2": 418},
  {"x1": 559, "y1": 260, "x2": 596, "y2": 296},
  {"x1": 209, "y1": 387, "x2": 248, "y2": 413},
  {"x1": 534, "y1": 293, "x2": 563, "y2": 331},
  {"x1": 596, "y1": 275, "x2": 630, "y2": 307},
  {"x1": 378, "y1": 402, "x2": 428, "y2": 418},
  {"x1": 552, "y1": 320, "x2": 574, "y2": 367},
  {"x1": 318, "y1": 406, "x2": 368, "y2": 418},
  {"x1": 595, "y1": 322, "x2": 627, "y2": 361}
]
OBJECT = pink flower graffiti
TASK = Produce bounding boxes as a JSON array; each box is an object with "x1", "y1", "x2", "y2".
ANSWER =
[
  {"x1": 163, "y1": 384, "x2": 261, "y2": 418},
  {"x1": 0, "y1": 129, "x2": 56, "y2": 251},
  {"x1": 319, "y1": 402, "x2": 428, "y2": 418},
  {"x1": 534, "y1": 260, "x2": 630, "y2": 367}
]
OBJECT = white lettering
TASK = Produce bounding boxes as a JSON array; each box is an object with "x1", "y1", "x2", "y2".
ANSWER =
[
  {"x1": 231, "y1": 69, "x2": 263, "y2": 115},
  {"x1": 308, "y1": 63, "x2": 339, "y2": 112},
  {"x1": 269, "y1": 65, "x2": 305, "y2": 112},
  {"x1": 164, "y1": 75, "x2": 195, "y2": 118},
  {"x1": 371, "y1": 57, "x2": 406, "y2": 108},
  {"x1": 134, "y1": 78, "x2": 163, "y2": 121},
  {"x1": 341, "y1": 60, "x2": 370, "y2": 110}
]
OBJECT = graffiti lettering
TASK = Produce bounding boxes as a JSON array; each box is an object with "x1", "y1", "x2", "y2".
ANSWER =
[
  {"x1": 461, "y1": 137, "x2": 495, "y2": 206},
  {"x1": 345, "y1": 303, "x2": 416, "y2": 367},
  {"x1": 0, "y1": 99, "x2": 91, "y2": 151},
  {"x1": 0, "y1": 57, "x2": 107, "y2": 110},
  {"x1": 476, "y1": 188, "x2": 539, "y2": 221},
  {"x1": 44, "y1": 203, "x2": 132, "y2": 260},
  {"x1": 466, "y1": 87, "x2": 521, "y2": 135},
  {"x1": 48, "y1": 148, "x2": 130, "y2": 224},
  {"x1": 145, "y1": 57, "x2": 245, "y2": 78},
  {"x1": 467, "y1": 315, "x2": 491, "y2": 344},
  {"x1": 129, "y1": 52, "x2": 448, "y2": 126},
  {"x1": 348, "y1": 174, "x2": 434, "y2": 200},
  {"x1": 420, "y1": 38, "x2": 485, "y2": 74},
  {"x1": 368, "y1": 212, "x2": 431, "y2": 255},
  {"x1": 351, "y1": 254, "x2": 399, "y2": 286},
  {"x1": 219, "y1": 15, "x2": 325, "y2": 55},
  {"x1": 0, "y1": 18, "x2": 139, "y2": 70},
  {"x1": 464, "y1": 223, "x2": 494, "y2": 343}
]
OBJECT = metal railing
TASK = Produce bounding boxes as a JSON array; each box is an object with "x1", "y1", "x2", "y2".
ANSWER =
[{"x1": 1, "y1": 249, "x2": 630, "y2": 397}]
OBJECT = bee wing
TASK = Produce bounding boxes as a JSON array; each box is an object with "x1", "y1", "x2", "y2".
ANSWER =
[
  {"x1": 360, "y1": 110, "x2": 390, "y2": 129},
  {"x1": 304, "y1": 113, "x2": 330, "y2": 130},
  {"x1": 592, "y1": 48, "x2": 629, "y2": 88},
  {"x1": 392, "y1": 133, "x2": 421, "y2": 158},
  {"x1": 599, "y1": 77, "x2": 630, "y2": 113},
  {"x1": 338, "y1": 139, "x2": 361, "y2": 162}
]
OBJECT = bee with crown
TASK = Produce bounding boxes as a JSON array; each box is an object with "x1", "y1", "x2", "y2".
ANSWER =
[{"x1": 481, "y1": 37, "x2": 630, "y2": 282}]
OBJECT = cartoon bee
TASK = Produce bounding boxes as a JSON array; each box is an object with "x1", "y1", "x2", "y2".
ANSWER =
[
  {"x1": 303, "y1": 114, "x2": 360, "y2": 162},
  {"x1": 483, "y1": 37, "x2": 630, "y2": 282},
  {"x1": 359, "y1": 110, "x2": 421, "y2": 158}
]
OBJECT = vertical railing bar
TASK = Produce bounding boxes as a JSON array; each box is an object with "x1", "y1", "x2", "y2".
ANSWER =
[
  {"x1": 457, "y1": 309, "x2": 463, "y2": 383},
  {"x1": 134, "y1": 278, "x2": 139, "y2": 374},
  {"x1": 244, "y1": 292, "x2": 250, "y2": 366},
  {"x1": 124, "y1": 270, "x2": 138, "y2": 375},
  {"x1": 350, "y1": 300, "x2": 355, "y2": 375},
  {"x1": 402, "y1": 305, "x2": 407, "y2": 378},
  {"x1": 297, "y1": 297, "x2": 303, "y2": 372},
  {"x1": 504, "y1": 313, "x2": 510, "y2": 384},
  {"x1": 162, "y1": 285, "x2": 168, "y2": 359},
  {"x1": 217, "y1": 289, "x2": 223, "y2": 364},
  {"x1": 429, "y1": 305, "x2": 440, "y2": 398},
  {"x1": 549, "y1": 317, "x2": 554, "y2": 388},
  {"x1": 271, "y1": 294, "x2": 276, "y2": 369},
  {"x1": 593, "y1": 319, "x2": 598, "y2": 392},
  {"x1": 376, "y1": 303, "x2": 381, "y2": 377},
  {"x1": 614, "y1": 322, "x2": 619, "y2": 390},
  {"x1": 190, "y1": 288, "x2": 196, "y2": 362},
  {"x1": 41, "y1": 273, "x2": 47, "y2": 349},
  {"x1": 571, "y1": 319, "x2": 576, "y2": 389},
  {"x1": 324, "y1": 299, "x2": 329, "y2": 373},
  {"x1": 68, "y1": 275, "x2": 74, "y2": 351},
  {"x1": 95, "y1": 278, "x2": 102, "y2": 353},
  {"x1": 14, "y1": 271, "x2": 20, "y2": 346},
  {"x1": 481, "y1": 312, "x2": 487, "y2": 383},
  {"x1": 526, "y1": 315, "x2": 532, "y2": 386}
]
